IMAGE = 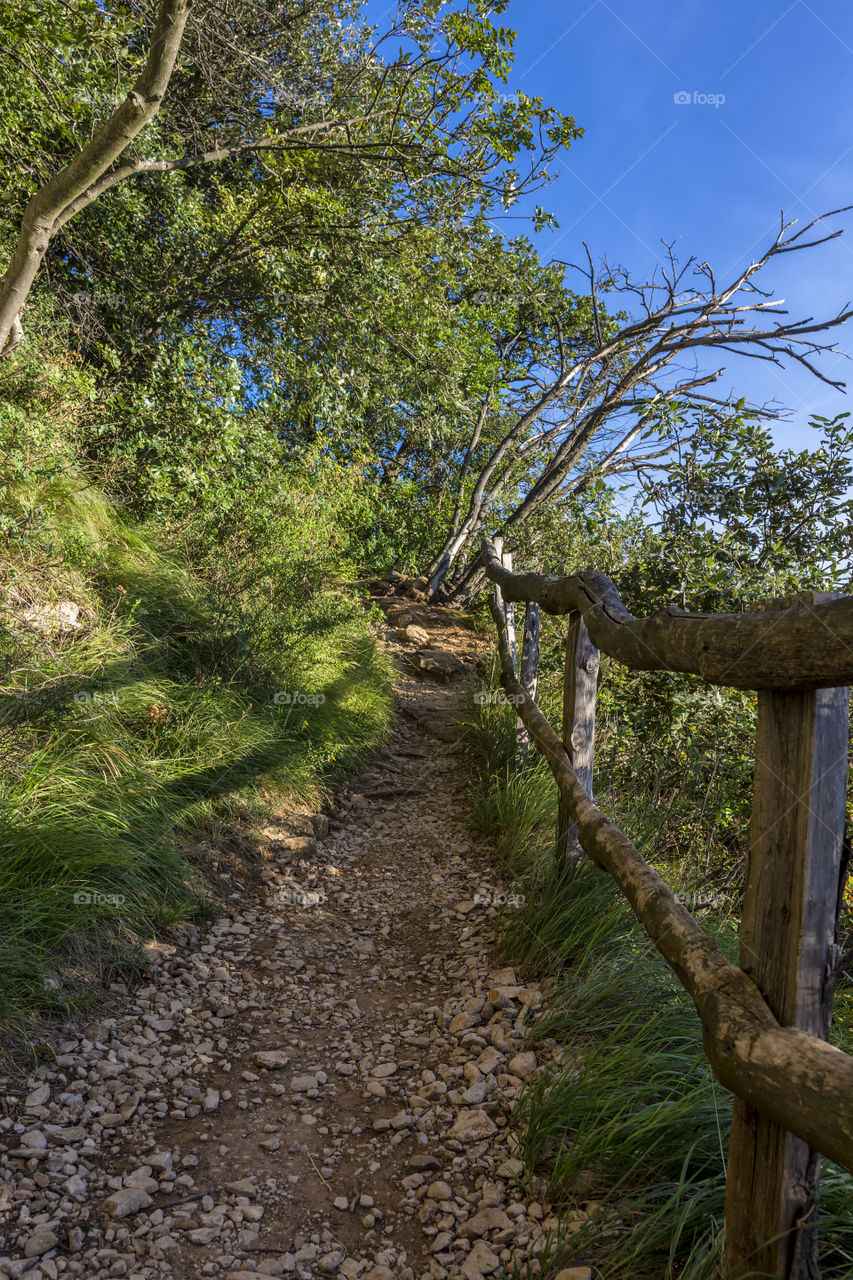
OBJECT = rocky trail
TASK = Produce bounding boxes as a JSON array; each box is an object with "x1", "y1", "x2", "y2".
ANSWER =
[{"x1": 0, "y1": 597, "x2": 590, "y2": 1280}]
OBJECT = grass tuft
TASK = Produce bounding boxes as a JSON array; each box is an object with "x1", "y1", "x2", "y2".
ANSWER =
[
  {"x1": 0, "y1": 469, "x2": 393, "y2": 1039},
  {"x1": 469, "y1": 684, "x2": 853, "y2": 1279}
]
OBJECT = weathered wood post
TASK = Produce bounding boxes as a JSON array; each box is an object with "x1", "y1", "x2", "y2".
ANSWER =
[
  {"x1": 493, "y1": 537, "x2": 517, "y2": 673},
  {"x1": 517, "y1": 602, "x2": 540, "y2": 762},
  {"x1": 493, "y1": 537, "x2": 540, "y2": 761},
  {"x1": 726, "y1": 593, "x2": 850, "y2": 1280},
  {"x1": 557, "y1": 609, "x2": 600, "y2": 861}
]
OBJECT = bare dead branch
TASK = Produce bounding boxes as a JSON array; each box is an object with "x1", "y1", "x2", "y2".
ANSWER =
[{"x1": 430, "y1": 211, "x2": 852, "y2": 603}]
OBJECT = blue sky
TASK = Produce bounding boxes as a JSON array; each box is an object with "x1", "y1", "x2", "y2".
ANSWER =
[{"x1": 368, "y1": 0, "x2": 853, "y2": 448}]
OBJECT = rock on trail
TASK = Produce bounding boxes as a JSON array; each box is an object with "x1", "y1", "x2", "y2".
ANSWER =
[{"x1": 0, "y1": 593, "x2": 589, "y2": 1280}]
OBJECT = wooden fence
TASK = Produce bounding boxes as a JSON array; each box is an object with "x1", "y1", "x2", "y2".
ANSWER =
[{"x1": 481, "y1": 536, "x2": 853, "y2": 1280}]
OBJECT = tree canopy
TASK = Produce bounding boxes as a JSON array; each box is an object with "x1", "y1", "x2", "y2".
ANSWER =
[{"x1": 1, "y1": 0, "x2": 849, "y2": 599}]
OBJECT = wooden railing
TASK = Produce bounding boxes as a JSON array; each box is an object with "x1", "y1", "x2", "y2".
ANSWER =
[{"x1": 481, "y1": 537, "x2": 853, "y2": 1280}]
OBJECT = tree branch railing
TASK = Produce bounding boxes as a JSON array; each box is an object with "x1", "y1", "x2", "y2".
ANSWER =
[{"x1": 481, "y1": 536, "x2": 852, "y2": 1280}]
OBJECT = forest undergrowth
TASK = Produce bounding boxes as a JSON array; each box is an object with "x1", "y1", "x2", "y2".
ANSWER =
[{"x1": 467, "y1": 666, "x2": 853, "y2": 1280}]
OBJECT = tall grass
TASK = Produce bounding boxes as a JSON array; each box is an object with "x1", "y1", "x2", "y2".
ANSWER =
[
  {"x1": 0, "y1": 473, "x2": 393, "y2": 1038},
  {"x1": 468, "y1": 685, "x2": 853, "y2": 1279}
]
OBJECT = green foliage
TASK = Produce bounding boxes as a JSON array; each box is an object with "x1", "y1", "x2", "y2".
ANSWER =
[
  {"x1": 0, "y1": 0, "x2": 587, "y2": 597},
  {"x1": 638, "y1": 410, "x2": 853, "y2": 607},
  {"x1": 1, "y1": 1, "x2": 851, "y2": 1188},
  {"x1": 470, "y1": 757, "x2": 555, "y2": 873},
  {"x1": 0, "y1": 0, "x2": 580, "y2": 469},
  {"x1": 0, "y1": 0, "x2": 138, "y2": 212},
  {"x1": 469, "y1": 744, "x2": 853, "y2": 1279},
  {"x1": 498, "y1": 419, "x2": 853, "y2": 904},
  {"x1": 594, "y1": 665, "x2": 755, "y2": 898},
  {"x1": 0, "y1": 346, "x2": 393, "y2": 1034}
]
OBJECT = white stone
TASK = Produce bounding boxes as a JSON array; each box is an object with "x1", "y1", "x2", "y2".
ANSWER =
[
  {"x1": 21, "y1": 1129, "x2": 47, "y2": 1150},
  {"x1": 507, "y1": 1051, "x2": 537, "y2": 1079},
  {"x1": 187, "y1": 1226, "x2": 220, "y2": 1245},
  {"x1": 102, "y1": 1187, "x2": 152, "y2": 1218},
  {"x1": 462, "y1": 1241, "x2": 501, "y2": 1277},
  {"x1": 317, "y1": 1252, "x2": 345, "y2": 1273},
  {"x1": 24, "y1": 1229, "x2": 58, "y2": 1258},
  {"x1": 463, "y1": 1207, "x2": 513, "y2": 1237},
  {"x1": 253, "y1": 1050, "x2": 291, "y2": 1069},
  {"x1": 24, "y1": 1084, "x2": 50, "y2": 1109},
  {"x1": 448, "y1": 1109, "x2": 497, "y2": 1141}
]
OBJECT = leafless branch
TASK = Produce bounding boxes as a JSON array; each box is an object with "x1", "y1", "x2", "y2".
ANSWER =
[{"x1": 429, "y1": 210, "x2": 853, "y2": 602}]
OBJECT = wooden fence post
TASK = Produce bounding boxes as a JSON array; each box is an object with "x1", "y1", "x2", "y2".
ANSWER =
[
  {"x1": 557, "y1": 609, "x2": 600, "y2": 861},
  {"x1": 493, "y1": 537, "x2": 540, "y2": 761},
  {"x1": 517, "y1": 602, "x2": 540, "y2": 762},
  {"x1": 493, "y1": 537, "x2": 517, "y2": 673},
  {"x1": 726, "y1": 593, "x2": 850, "y2": 1280}
]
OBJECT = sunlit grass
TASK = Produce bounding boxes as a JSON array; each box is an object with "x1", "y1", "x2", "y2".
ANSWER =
[
  {"x1": 469, "y1": 680, "x2": 853, "y2": 1279},
  {"x1": 0, "y1": 475, "x2": 393, "y2": 1037}
]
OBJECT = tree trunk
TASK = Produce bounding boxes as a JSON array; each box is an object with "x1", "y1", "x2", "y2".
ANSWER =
[
  {"x1": 443, "y1": 556, "x2": 490, "y2": 606},
  {"x1": 0, "y1": 0, "x2": 192, "y2": 355}
]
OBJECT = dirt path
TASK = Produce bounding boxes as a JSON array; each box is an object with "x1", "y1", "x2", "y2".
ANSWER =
[{"x1": 0, "y1": 602, "x2": 585, "y2": 1280}]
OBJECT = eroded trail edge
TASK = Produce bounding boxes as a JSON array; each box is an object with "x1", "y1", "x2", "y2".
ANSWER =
[{"x1": 1, "y1": 601, "x2": 578, "y2": 1280}]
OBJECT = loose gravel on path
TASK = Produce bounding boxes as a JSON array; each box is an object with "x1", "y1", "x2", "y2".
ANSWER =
[{"x1": 0, "y1": 604, "x2": 590, "y2": 1280}]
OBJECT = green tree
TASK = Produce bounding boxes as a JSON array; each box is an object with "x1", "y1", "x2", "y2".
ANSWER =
[
  {"x1": 0, "y1": 0, "x2": 579, "y2": 360},
  {"x1": 637, "y1": 410, "x2": 853, "y2": 610}
]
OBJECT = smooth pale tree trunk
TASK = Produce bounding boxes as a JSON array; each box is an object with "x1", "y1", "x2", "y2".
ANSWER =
[{"x1": 0, "y1": 0, "x2": 192, "y2": 356}]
